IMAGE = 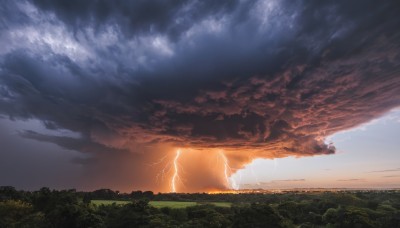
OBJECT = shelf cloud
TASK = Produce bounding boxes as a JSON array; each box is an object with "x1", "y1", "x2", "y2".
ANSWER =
[{"x1": 1, "y1": 0, "x2": 400, "y2": 191}]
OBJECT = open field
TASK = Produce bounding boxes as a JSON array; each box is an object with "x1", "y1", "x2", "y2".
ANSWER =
[
  {"x1": 91, "y1": 200, "x2": 232, "y2": 208},
  {"x1": 149, "y1": 201, "x2": 197, "y2": 208}
]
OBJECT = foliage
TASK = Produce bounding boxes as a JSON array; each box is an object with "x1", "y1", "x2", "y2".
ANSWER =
[
  {"x1": 0, "y1": 200, "x2": 47, "y2": 227},
  {"x1": 232, "y1": 203, "x2": 285, "y2": 228},
  {"x1": 92, "y1": 200, "x2": 231, "y2": 208},
  {"x1": 1, "y1": 187, "x2": 399, "y2": 227}
]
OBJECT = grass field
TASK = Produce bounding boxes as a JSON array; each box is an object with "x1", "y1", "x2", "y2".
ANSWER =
[
  {"x1": 91, "y1": 200, "x2": 231, "y2": 208},
  {"x1": 149, "y1": 201, "x2": 197, "y2": 208}
]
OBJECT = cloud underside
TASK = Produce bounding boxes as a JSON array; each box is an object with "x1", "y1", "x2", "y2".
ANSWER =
[{"x1": 1, "y1": 0, "x2": 400, "y2": 188}]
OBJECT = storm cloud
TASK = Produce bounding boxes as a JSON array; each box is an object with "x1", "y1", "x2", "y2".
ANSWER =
[{"x1": 1, "y1": 0, "x2": 400, "y2": 191}]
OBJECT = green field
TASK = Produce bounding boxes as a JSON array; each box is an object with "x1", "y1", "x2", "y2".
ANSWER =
[
  {"x1": 91, "y1": 200, "x2": 231, "y2": 208},
  {"x1": 149, "y1": 201, "x2": 197, "y2": 208}
]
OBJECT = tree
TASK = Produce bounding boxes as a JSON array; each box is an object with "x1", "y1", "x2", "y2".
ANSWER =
[
  {"x1": 186, "y1": 205, "x2": 231, "y2": 228},
  {"x1": 233, "y1": 203, "x2": 285, "y2": 228},
  {"x1": 0, "y1": 200, "x2": 47, "y2": 227},
  {"x1": 322, "y1": 206, "x2": 376, "y2": 228},
  {"x1": 102, "y1": 200, "x2": 154, "y2": 227},
  {"x1": 0, "y1": 186, "x2": 22, "y2": 200}
]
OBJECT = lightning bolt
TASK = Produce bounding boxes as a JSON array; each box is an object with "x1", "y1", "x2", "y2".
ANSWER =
[
  {"x1": 171, "y1": 149, "x2": 181, "y2": 193},
  {"x1": 219, "y1": 151, "x2": 230, "y2": 187},
  {"x1": 218, "y1": 151, "x2": 238, "y2": 190},
  {"x1": 147, "y1": 154, "x2": 170, "y2": 184}
]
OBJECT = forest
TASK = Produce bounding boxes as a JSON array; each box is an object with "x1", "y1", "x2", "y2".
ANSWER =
[{"x1": 1, "y1": 186, "x2": 399, "y2": 227}]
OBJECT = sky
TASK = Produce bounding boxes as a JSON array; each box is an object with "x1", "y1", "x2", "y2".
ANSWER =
[
  {"x1": 0, "y1": 0, "x2": 399, "y2": 193},
  {"x1": 233, "y1": 109, "x2": 400, "y2": 190}
]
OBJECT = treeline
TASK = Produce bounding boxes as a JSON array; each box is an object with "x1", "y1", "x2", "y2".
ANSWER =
[{"x1": 1, "y1": 186, "x2": 400, "y2": 227}]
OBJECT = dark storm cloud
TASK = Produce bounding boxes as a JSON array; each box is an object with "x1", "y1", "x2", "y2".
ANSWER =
[
  {"x1": 20, "y1": 130, "x2": 128, "y2": 155},
  {"x1": 31, "y1": 0, "x2": 243, "y2": 41},
  {"x1": 0, "y1": 119, "x2": 83, "y2": 190},
  {"x1": 1, "y1": 0, "x2": 400, "y2": 190}
]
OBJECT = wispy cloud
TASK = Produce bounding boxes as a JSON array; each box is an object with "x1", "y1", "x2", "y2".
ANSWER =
[
  {"x1": 271, "y1": 179, "x2": 306, "y2": 182},
  {"x1": 337, "y1": 179, "x2": 365, "y2": 182},
  {"x1": 367, "y1": 168, "x2": 400, "y2": 173}
]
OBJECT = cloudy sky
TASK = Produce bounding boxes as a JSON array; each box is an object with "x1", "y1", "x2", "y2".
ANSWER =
[{"x1": 0, "y1": 0, "x2": 399, "y2": 192}]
